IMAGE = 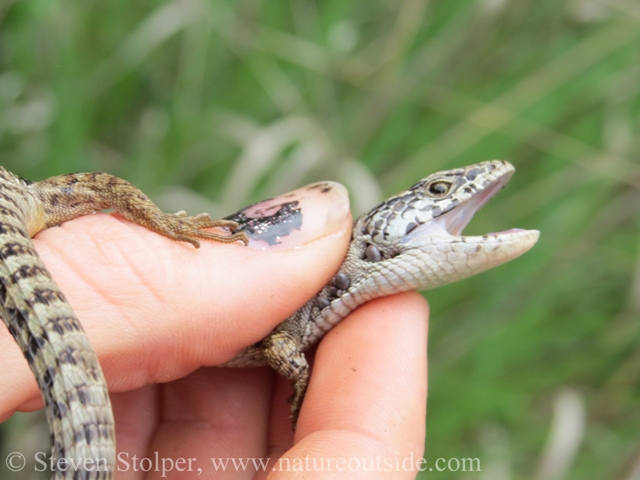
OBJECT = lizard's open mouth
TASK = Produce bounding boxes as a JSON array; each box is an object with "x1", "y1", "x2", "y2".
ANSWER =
[
  {"x1": 365, "y1": 160, "x2": 538, "y2": 272},
  {"x1": 436, "y1": 173, "x2": 514, "y2": 236},
  {"x1": 405, "y1": 168, "x2": 524, "y2": 241}
]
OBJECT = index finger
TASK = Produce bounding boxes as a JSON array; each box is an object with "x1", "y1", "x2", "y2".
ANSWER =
[{"x1": 266, "y1": 292, "x2": 429, "y2": 480}]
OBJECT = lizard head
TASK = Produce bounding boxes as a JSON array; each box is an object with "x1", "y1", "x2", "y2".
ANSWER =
[{"x1": 352, "y1": 160, "x2": 539, "y2": 290}]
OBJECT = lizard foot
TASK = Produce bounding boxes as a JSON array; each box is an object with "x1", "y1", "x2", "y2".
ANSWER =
[
  {"x1": 261, "y1": 331, "x2": 309, "y2": 430},
  {"x1": 142, "y1": 211, "x2": 248, "y2": 248}
]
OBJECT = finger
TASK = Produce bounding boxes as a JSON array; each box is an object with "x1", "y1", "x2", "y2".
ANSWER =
[
  {"x1": 110, "y1": 367, "x2": 277, "y2": 480},
  {"x1": 109, "y1": 385, "x2": 160, "y2": 480},
  {"x1": 0, "y1": 183, "x2": 351, "y2": 415},
  {"x1": 150, "y1": 368, "x2": 274, "y2": 480},
  {"x1": 266, "y1": 292, "x2": 429, "y2": 479}
]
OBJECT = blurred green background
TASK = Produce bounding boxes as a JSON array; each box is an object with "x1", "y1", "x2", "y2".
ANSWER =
[{"x1": 1, "y1": 0, "x2": 639, "y2": 478}]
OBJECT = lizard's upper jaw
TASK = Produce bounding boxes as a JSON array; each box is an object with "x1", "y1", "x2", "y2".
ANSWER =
[
  {"x1": 401, "y1": 166, "x2": 539, "y2": 255},
  {"x1": 436, "y1": 171, "x2": 513, "y2": 237}
]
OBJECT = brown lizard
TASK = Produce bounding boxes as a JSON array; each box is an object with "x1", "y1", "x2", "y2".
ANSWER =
[{"x1": 1, "y1": 160, "x2": 538, "y2": 479}]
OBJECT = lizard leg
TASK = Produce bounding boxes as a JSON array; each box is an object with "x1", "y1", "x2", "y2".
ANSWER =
[
  {"x1": 29, "y1": 172, "x2": 248, "y2": 247},
  {"x1": 261, "y1": 331, "x2": 309, "y2": 430}
]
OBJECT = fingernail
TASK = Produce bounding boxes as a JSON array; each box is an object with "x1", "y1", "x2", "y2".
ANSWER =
[{"x1": 227, "y1": 182, "x2": 350, "y2": 250}]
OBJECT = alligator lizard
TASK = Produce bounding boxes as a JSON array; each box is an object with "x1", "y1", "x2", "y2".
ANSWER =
[
  {"x1": 223, "y1": 160, "x2": 539, "y2": 427},
  {"x1": 1, "y1": 160, "x2": 538, "y2": 479}
]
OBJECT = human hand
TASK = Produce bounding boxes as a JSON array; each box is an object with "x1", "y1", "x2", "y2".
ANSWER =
[{"x1": 0, "y1": 182, "x2": 428, "y2": 479}]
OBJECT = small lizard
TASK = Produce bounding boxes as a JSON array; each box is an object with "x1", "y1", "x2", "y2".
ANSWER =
[
  {"x1": 1, "y1": 160, "x2": 538, "y2": 479},
  {"x1": 223, "y1": 160, "x2": 539, "y2": 428}
]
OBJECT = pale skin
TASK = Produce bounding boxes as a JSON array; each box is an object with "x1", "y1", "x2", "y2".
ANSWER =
[{"x1": 0, "y1": 210, "x2": 429, "y2": 480}]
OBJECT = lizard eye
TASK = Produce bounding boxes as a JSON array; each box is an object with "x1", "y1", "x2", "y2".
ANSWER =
[{"x1": 427, "y1": 181, "x2": 452, "y2": 197}]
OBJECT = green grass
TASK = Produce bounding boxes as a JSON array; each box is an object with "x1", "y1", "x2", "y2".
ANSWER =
[{"x1": 1, "y1": 0, "x2": 640, "y2": 478}]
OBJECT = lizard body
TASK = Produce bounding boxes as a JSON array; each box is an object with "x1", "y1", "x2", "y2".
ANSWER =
[
  {"x1": 224, "y1": 160, "x2": 538, "y2": 427},
  {"x1": 0, "y1": 160, "x2": 538, "y2": 478}
]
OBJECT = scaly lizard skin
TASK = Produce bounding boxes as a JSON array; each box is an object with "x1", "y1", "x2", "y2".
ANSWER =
[
  {"x1": 223, "y1": 160, "x2": 539, "y2": 428},
  {"x1": 0, "y1": 168, "x2": 246, "y2": 480},
  {"x1": 1, "y1": 160, "x2": 538, "y2": 477}
]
